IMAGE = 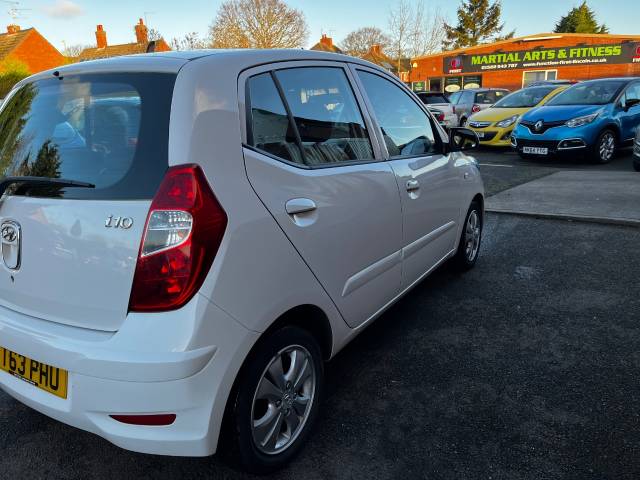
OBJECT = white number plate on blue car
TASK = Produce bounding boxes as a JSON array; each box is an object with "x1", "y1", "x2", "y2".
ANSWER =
[{"x1": 523, "y1": 146, "x2": 548, "y2": 155}]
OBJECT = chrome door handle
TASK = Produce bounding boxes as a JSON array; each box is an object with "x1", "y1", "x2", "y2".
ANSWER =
[
  {"x1": 406, "y1": 179, "x2": 420, "y2": 192},
  {"x1": 285, "y1": 198, "x2": 317, "y2": 215}
]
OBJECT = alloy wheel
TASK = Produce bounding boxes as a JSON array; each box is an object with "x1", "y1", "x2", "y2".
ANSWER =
[
  {"x1": 599, "y1": 132, "x2": 615, "y2": 162},
  {"x1": 465, "y1": 210, "x2": 481, "y2": 262},
  {"x1": 251, "y1": 345, "x2": 316, "y2": 455}
]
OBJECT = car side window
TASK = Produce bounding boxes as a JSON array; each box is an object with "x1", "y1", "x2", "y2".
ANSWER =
[
  {"x1": 449, "y1": 92, "x2": 461, "y2": 104},
  {"x1": 357, "y1": 70, "x2": 439, "y2": 159},
  {"x1": 247, "y1": 72, "x2": 305, "y2": 165},
  {"x1": 274, "y1": 67, "x2": 374, "y2": 166},
  {"x1": 623, "y1": 83, "x2": 640, "y2": 104}
]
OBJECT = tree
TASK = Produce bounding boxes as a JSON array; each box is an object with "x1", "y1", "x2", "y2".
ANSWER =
[
  {"x1": 388, "y1": 0, "x2": 447, "y2": 74},
  {"x1": 388, "y1": 0, "x2": 413, "y2": 74},
  {"x1": 148, "y1": 28, "x2": 163, "y2": 41},
  {"x1": 443, "y1": 0, "x2": 514, "y2": 50},
  {"x1": 554, "y1": 1, "x2": 608, "y2": 34},
  {"x1": 61, "y1": 44, "x2": 89, "y2": 58},
  {"x1": 209, "y1": 0, "x2": 309, "y2": 49},
  {"x1": 408, "y1": 4, "x2": 446, "y2": 58},
  {"x1": 171, "y1": 32, "x2": 208, "y2": 51},
  {"x1": 340, "y1": 27, "x2": 390, "y2": 58}
]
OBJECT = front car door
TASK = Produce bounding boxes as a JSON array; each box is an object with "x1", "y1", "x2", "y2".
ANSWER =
[
  {"x1": 352, "y1": 66, "x2": 462, "y2": 290},
  {"x1": 618, "y1": 82, "x2": 640, "y2": 144},
  {"x1": 240, "y1": 63, "x2": 403, "y2": 328}
]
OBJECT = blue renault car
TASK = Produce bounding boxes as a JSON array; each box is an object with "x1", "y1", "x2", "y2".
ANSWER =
[{"x1": 512, "y1": 78, "x2": 640, "y2": 163}]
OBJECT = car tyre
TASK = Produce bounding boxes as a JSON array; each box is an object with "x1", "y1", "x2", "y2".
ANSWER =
[
  {"x1": 460, "y1": 117, "x2": 468, "y2": 127},
  {"x1": 633, "y1": 158, "x2": 640, "y2": 172},
  {"x1": 452, "y1": 201, "x2": 483, "y2": 271},
  {"x1": 591, "y1": 129, "x2": 616, "y2": 164},
  {"x1": 222, "y1": 326, "x2": 324, "y2": 474}
]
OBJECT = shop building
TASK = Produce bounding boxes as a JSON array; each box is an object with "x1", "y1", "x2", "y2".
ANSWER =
[{"x1": 409, "y1": 33, "x2": 640, "y2": 93}]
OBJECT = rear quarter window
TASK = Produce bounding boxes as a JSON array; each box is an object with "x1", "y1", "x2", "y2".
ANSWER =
[{"x1": 0, "y1": 73, "x2": 176, "y2": 200}]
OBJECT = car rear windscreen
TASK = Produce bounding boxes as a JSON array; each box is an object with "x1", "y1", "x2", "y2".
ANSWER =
[
  {"x1": 0, "y1": 72, "x2": 176, "y2": 199},
  {"x1": 419, "y1": 94, "x2": 449, "y2": 104},
  {"x1": 475, "y1": 90, "x2": 507, "y2": 104}
]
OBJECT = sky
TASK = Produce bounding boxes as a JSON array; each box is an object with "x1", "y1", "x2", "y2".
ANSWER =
[{"x1": 3, "y1": 0, "x2": 639, "y2": 52}]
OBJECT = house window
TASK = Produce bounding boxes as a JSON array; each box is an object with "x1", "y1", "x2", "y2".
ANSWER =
[{"x1": 522, "y1": 70, "x2": 558, "y2": 87}]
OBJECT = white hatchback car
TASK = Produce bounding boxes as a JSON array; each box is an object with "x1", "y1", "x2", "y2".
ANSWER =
[{"x1": 0, "y1": 50, "x2": 484, "y2": 472}]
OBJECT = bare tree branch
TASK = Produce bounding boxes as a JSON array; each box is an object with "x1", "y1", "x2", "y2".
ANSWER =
[
  {"x1": 209, "y1": 0, "x2": 309, "y2": 49},
  {"x1": 340, "y1": 27, "x2": 390, "y2": 58}
]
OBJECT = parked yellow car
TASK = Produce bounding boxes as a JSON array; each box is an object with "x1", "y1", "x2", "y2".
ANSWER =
[{"x1": 466, "y1": 85, "x2": 569, "y2": 147}]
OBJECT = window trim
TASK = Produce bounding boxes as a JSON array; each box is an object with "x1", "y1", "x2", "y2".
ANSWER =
[
  {"x1": 521, "y1": 69, "x2": 558, "y2": 88},
  {"x1": 241, "y1": 62, "x2": 382, "y2": 169},
  {"x1": 350, "y1": 64, "x2": 446, "y2": 161}
]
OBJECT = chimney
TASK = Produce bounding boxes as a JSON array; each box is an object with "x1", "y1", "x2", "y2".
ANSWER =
[
  {"x1": 95, "y1": 24, "x2": 107, "y2": 49},
  {"x1": 320, "y1": 34, "x2": 333, "y2": 49},
  {"x1": 6, "y1": 24, "x2": 20, "y2": 34},
  {"x1": 135, "y1": 18, "x2": 148, "y2": 44},
  {"x1": 370, "y1": 44, "x2": 382, "y2": 56}
]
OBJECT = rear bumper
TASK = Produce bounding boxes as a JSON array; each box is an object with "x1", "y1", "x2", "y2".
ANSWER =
[{"x1": 0, "y1": 294, "x2": 259, "y2": 456}]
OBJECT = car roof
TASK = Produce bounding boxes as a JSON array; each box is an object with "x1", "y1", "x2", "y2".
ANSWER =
[
  {"x1": 24, "y1": 49, "x2": 388, "y2": 84},
  {"x1": 463, "y1": 88, "x2": 509, "y2": 92},
  {"x1": 578, "y1": 77, "x2": 637, "y2": 85}
]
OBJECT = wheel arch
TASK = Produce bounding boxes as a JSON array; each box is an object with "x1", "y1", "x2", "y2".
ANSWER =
[{"x1": 218, "y1": 304, "x2": 333, "y2": 455}]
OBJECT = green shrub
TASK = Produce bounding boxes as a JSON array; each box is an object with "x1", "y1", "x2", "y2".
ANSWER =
[{"x1": 0, "y1": 58, "x2": 31, "y2": 99}]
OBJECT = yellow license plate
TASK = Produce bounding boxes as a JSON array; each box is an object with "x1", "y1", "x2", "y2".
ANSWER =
[{"x1": 0, "y1": 347, "x2": 68, "y2": 399}]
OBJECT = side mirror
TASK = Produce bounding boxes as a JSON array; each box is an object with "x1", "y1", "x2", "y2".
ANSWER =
[
  {"x1": 624, "y1": 98, "x2": 640, "y2": 112},
  {"x1": 448, "y1": 127, "x2": 479, "y2": 152}
]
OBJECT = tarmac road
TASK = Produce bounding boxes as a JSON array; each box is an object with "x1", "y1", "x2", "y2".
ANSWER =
[{"x1": 2, "y1": 213, "x2": 639, "y2": 480}]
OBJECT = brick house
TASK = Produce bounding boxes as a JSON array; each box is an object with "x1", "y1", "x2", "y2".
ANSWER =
[
  {"x1": 0, "y1": 24, "x2": 66, "y2": 73},
  {"x1": 310, "y1": 34, "x2": 343, "y2": 54},
  {"x1": 78, "y1": 19, "x2": 170, "y2": 62},
  {"x1": 409, "y1": 32, "x2": 640, "y2": 93}
]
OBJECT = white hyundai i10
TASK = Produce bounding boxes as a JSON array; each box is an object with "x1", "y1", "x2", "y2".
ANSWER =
[{"x1": 0, "y1": 49, "x2": 484, "y2": 473}]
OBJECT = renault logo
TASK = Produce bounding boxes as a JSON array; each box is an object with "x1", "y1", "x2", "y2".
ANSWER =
[
  {"x1": 534, "y1": 120, "x2": 544, "y2": 132},
  {"x1": 1, "y1": 220, "x2": 21, "y2": 270}
]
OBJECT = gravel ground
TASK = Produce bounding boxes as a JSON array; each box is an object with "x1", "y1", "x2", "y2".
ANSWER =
[{"x1": 2, "y1": 214, "x2": 639, "y2": 480}]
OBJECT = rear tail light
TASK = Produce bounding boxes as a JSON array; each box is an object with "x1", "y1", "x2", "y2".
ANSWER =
[
  {"x1": 472, "y1": 104, "x2": 481, "y2": 113},
  {"x1": 437, "y1": 112, "x2": 445, "y2": 121},
  {"x1": 129, "y1": 164, "x2": 227, "y2": 312}
]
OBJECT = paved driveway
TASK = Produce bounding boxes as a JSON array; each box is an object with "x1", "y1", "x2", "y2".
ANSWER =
[{"x1": 2, "y1": 215, "x2": 639, "y2": 480}]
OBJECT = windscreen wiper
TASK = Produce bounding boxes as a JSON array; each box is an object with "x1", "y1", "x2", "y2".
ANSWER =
[{"x1": 0, "y1": 176, "x2": 95, "y2": 198}]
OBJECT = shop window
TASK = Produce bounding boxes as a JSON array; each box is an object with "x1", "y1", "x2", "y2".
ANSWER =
[
  {"x1": 522, "y1": 70, "x2": 558, "y2": 87},
  {"x1": 429, "y1": 78, "x2": 442, "y2": 92},
  {"x1": 463, "y1": 75, "x2": 482, "y2": 89},
  {"x1": 444, "y1": 77, "x2": 462, "y2": 93}
]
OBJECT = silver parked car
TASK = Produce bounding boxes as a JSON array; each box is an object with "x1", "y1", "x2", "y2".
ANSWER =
[
  {"x1": 448, "y1": 88, "x2": 510, "y2": 127},
  {"x1": 417, "y1": 91, "x2": 459, "y2": 129},
  {"x1": 0, "y1": 49, "x2": 484, "y2": 473}
]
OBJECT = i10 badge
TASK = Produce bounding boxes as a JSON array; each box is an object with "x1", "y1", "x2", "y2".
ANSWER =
[
  {"x1": 105, "y1": 215, "x2": 134, "y2": 229},
  {"x1": 1, "y1": 220, "x2": 21, "y2": 270}
]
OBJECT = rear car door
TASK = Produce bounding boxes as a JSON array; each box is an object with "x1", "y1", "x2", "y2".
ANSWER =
[
  {"x1": 353, "y1": 67, "x2": 461, "y2": 289},
  {"x1": 240, "y1": 63, "x2": 403, "y2": 328},
  {"x1": 0, "y1": 72, "x2": 176, "y2": 331}
]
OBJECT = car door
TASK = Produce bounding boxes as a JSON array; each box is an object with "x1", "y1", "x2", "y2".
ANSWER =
[
  {"x1": 619, "y1": 82, "x2": 640, "y2": 143},
  {"x1": 448, "y1": 91, "x2": 463, "y2": 122},
  {"x1": 240, "y1": 63, "x2": 403, "y2": 328},
  {"x1": 352, "y1": 66, "x2": 462, "y2": 290},
  {"x1": 457, "y1": 91, "x2": 474, "y2": 124}
]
